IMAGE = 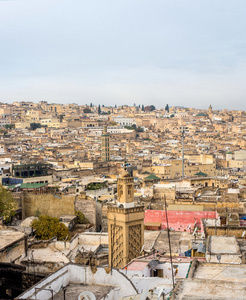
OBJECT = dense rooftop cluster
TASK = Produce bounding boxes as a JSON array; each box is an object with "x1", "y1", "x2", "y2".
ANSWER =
[{"x1": 0, "y1": 101, "x2": 246, "y2": 299}]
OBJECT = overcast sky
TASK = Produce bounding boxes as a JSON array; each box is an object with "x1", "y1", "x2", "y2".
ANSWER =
[{"x1": 0, "y1": 0, "x2": 246, "y2": 109}]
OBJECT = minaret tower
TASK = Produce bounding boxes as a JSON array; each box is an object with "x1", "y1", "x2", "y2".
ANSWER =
[
  {"x1": 107, "y1": 168, "x2": 144, "y2": 269},
  {"x1": 101, "y1": 125, "x2": 110, "y2": 161},
  {"x1": 208, "y1": 104, "x2": 213, "y2": 115}
]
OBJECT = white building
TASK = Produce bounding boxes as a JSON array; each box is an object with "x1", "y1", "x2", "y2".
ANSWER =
[
  {"x1": 112, "y1": 116, "x2": 136, "y2": 126},
  {"x1": 16, "y1": 264, "x2": 138, "y2": 300}
]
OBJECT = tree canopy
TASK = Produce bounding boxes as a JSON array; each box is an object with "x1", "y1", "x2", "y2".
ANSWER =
[
  {"x1": 30, "y1": 123, "x2": 42, "y2": 130},
  {"x1": 83, "y1": 108, "x2": 92, "y2": 114},
  {"x1": 4, "y1": 124, "x2": 15, "y2": 130},
  {"x1": 32, "y1": 215, "x2": 70, "y2": 240},
  {"x1": 0, "y1": 185, "x2": 16, "y2": 223},
  {"x1": 124, "y1": 124, "x2": 144, "y2": 132},
  {"x1": 144, "y1": 105, "x2": 156, "y2": 111},
  {"x1": 75, "y1": 211, "x2": 89, "y2": 224}
]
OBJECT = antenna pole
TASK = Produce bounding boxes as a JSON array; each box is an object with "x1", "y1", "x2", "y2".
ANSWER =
[
  {"x1": 182, "y1": 127, "x2": 184, "y2": 179},
  {"x1": 164, "y1": 196, "x2": 175, "y2": 290}
]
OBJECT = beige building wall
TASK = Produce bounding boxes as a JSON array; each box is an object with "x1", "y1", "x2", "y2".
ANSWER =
[
  {"x1": 152, "y1": 159, "x2": 216, "y2": 179},
  {"x1": 48, "y1": 119, "x2": 60, "y2": 128},
  {"x1": 228, "y1": 160, "x2": 246, "y2": 169},
  {"x1": 15, "y1": 122, "x2": 31, "y2": 129},
  {"x1": 153, "y1": 186, "x2": 176, "y2": 200},
  {"x1": 21, "y1": 175, "x2": 53, "y2": 184},
  {"x1": 184, "y1": 154, "x2": 214, "y2": 164},
  {"x1": 78, "y1": 162, "x2": 94, "y2": 169},
  {"x1": 75, "y1": 194, "x2": 96, "y2": 225},
  {"x1": 25, "y1": 110, "x2": 40, "y2": 122},
  {"x1": 22, "y1": 193, "x2": 75, "y2": 218}
]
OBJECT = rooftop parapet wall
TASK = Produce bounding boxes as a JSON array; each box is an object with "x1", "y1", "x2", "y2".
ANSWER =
[
  {"x1": 205, "y1": 225, "x2": 246, "y2": 238},
  {"x1": 145, "y1": 210, "x2": 218, "y2": 232}
]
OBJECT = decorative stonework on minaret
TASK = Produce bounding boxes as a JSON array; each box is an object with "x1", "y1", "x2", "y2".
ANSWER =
[
  {"x1": 117, "y1": 171, "x2": 134, "y2": 208},
  {"x1": 101, "y1": 125, "x2": 110, "y2": 161},
  {"x1": 107, "y1": 170, "x2": 144, "y2": 269}
]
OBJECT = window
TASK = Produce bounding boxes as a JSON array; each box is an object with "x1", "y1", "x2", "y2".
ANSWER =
[{"x1": 151, "y1": 269, "x2": 163, "y2": 277}]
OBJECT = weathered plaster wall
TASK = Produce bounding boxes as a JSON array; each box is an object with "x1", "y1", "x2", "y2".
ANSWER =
[
  {"x1": 0, "y1": 239, "x2": 25, "y2": 263},
  {"x1": 75, "y1": 194, "x2": 96, "y2": 225},
  {"x1": 205, "y1": 226, "x2": 246, "y2": 238},
  {"x1": 22, "y1": 193, "x2": 75, "y2": 218},
  {"x1": 145, "y1": 210, "x2": 218, "y2": 232}
]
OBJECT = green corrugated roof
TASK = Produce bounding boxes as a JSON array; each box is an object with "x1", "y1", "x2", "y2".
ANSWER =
[
  {"x1": 145, "y1": 174, "x2": 161, "y2": 180},
  {"x1": 6, "y1": 183, "x2": 48, "y2": 189},
  {"x1": 21, "y1": 183, "x2": 48, "y2": 189},
  {"x1": 142, "y1": 171, "x2": 150, "y2": 174},
  {"x1": 194, "y1": 171, "x2": 208, "y2": 177},
  {"x1": 196, "y1": 113, "x2": 208, "y2": 117}
]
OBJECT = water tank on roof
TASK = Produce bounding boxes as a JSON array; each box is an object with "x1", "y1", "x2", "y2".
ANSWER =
[{"x1": 78, "y1": 291, "x2": 96, "y2": 300}]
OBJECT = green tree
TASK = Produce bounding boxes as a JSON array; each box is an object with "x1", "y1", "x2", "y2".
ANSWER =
[
  {"x1": 32, "y1": 215, "x2": 70, "y2": 241},
  {"x1": 30, "y1": 123, "x2": 42, "y2": 130},
  {"x1": 124, "y1": 124, "x2": 144, "y2": 132},
  {"x1": 75, "y1": 211, "x2": 89, "y2": 224},
  {"x1": 90, "y1": 103, "x2": 93, "y2": 107},
  {"x1": 0, "y1": 185, "x2": 16, "y2": 223},
  {"x1": 59, "y1": 115, "x2": 64, "y2": 122},
  {"x1": 4, "y1": 124, "x2": 15, "y2": 130},
  {"x1": 98, "y1": 104, "x2": 101, "y2": 114},
  {"x1": 141, "y1": 105, "x2": 144, "y2": 111},
  {"x1": 83, "y1": 108, "x2": 92, "y2": 113}
]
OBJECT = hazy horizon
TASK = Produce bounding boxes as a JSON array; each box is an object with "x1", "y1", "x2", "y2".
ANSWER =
[{"x1": 1, "y1": 0, "x2": 246, "y2": 110}]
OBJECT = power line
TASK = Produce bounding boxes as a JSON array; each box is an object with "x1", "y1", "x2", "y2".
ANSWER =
[{"x1": 164, "y1": 195, "x2": 175, "y2": 290}]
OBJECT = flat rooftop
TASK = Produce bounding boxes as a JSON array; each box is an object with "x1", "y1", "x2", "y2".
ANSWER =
[
  {"x1": 172, "y1": 261, "x2": 246, "y2": 299},
  {"x1": 23, "y1": 248, "x2": 69, "y2": 264},
  {"x1": 154, "y1": 231, "x2": 183, "y2": 254},
  {"x1": 208, "y1": 236, "x2": 240, "y2": 254},
  {"x1": 0, "y1": 230, "x2": 25, "y2": 250},
  {"x1": 53, "y1": 283, "x2": 113, "y2": 300},
  {"x1": 193, "y1": 262, "x2": 246, "y2": 283},
  {"x1": 173, "y1": 278, "x2": 246, "y2": 299}
]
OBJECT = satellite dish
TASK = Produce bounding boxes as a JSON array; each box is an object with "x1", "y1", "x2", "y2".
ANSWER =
[
  {"x1": 78, "y1": 291, "x2": 96, "y2": 300},
  {"x1": 217, "y1": 255, "x2": 221, "y2": 263}
]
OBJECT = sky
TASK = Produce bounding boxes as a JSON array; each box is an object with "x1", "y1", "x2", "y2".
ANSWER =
[{"x1": 0, "y1": 0, "x2": 246, "y2": 110}]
